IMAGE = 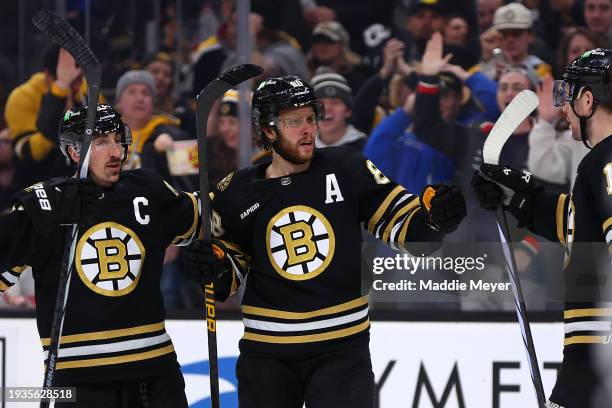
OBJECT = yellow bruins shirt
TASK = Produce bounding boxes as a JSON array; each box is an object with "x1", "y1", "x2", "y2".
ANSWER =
[
  {"x1": 0, "y1": 168, "x2": 200, "y2": 385},
  {"x1": 211, "y1": 146, "x2": 443, "y2": 358}
]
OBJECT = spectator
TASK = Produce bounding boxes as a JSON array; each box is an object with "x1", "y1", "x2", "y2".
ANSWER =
[
  {"x1": 556, "y1": 27, "x2": 604, "y2": 77},
  {"x1": 442, "y1": 14, "x2": 470, "y2": 47},
  {"x1": 115, "y1": 70, "x2": 188, "y2": 177},
  {"x1": 306, "y1": 21, "x2": 374, "y2": 93},
  {"x1": 476, "y1": 27, "x2": 503, "y2": 80},
  {"x1": 536, "y1": 0, "x2": 585, "y2": 50},
  {"x1": 528, "y1": 30, "x2": 599, "y2": 189},
  {"x1": 584, "y1": 0, "x2": 612, "y2": 48},
  {"x1": 495, "y1": 66, "x2": 537, "y2": 170},
  {"x1": 311, "y1": 70, "x2": 367, "y2": 150},
  {"x1": 402, "y1": 0, "x2": 445, "y2": 62},
  {"x1": 4, "y1": 46, "x2": 84, "y2": 190},
  {"x1": 143, "y1": 51, "x2": 196, "y2": 137},
  {"x1": 528, "y1": 75, "x2": 588, "y2": 190},
  {"x1": 477, "y1": 0, "x2": 503, "y2": 33},
  {"x1": 222, "y1": 1, "x2": 308, "y2": 79},
  {"x1": 364, "y1": 70, "x2": 454, "y2": 195},
  {"x1": 352, "y1": 38, "x2": 409, "y2": 134},
  {"x1": 0, "y1": 128, "x2": 16, "y2": 213},
  {"x1": 207, "y1": 90, "x2": 242, "y2": 186},
  {"x1": 191, "y1": 0, "x2": 236, "y2": 98},
  {"x1": 492, "y1": 2, "x2": 553, "y2": 78}
]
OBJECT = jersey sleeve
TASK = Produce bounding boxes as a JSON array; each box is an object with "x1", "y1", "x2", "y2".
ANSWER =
[
  {"x1": 209, "y1": 178, "x2": 252, "y2": 301},
  {"x1": 345, "y1": 148, "x2": 444, "y2": 250},
  {"x1": 529, "y1": 190, "x2": 568, "y2": 244},
  {"x1": 0, "y1": 265, "x2": 29, "y2": 294},
  {"x1": 0, "y1": 206, "x2": 41, "y2": 273},
  {"x1": 144, "y1": 171, "x2": 201, "y2": 246}
]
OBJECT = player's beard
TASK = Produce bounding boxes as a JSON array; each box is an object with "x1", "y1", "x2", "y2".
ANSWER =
[{"x1": 274, "y1": 133, "x2": 314, "y2": 165}]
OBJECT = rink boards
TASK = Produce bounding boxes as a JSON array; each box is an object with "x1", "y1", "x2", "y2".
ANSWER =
[{"x1": 0, "y1": 318, "x2": 564, "y2": 407}]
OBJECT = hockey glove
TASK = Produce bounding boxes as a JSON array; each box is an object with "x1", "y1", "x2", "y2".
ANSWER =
[
  {"x1": 471, "y1": 163, "x2": 542, "y2": 227},
  {"x1": 14, "y1": 177, "x2": 102, "y2": 234},
  {"x1": 420, "y1": 182, "x2": 467, "y2": 233},
  {"x1": 185, "y1": 239, "x2": 232, "y2": 285}
]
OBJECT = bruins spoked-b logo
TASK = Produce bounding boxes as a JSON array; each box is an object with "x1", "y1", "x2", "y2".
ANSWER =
[
  {"x1": 266, "y1": 206, "x2": 335, "y2": 281},
  {"x1": 75, "y1": 222, "x2": 146, "y2": 296}
]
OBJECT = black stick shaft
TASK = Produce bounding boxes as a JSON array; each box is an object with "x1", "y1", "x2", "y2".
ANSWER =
[{"x1": 496, "y1": 209, "x2": 547, "y2": 407}]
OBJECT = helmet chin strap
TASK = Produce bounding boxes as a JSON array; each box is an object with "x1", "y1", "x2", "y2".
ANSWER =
[{"x1": 570, "y1": 100, "x2": 597, "y2": 150}]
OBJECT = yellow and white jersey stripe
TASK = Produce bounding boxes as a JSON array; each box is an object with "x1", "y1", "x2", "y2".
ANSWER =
[
  {"x1": 563, "y1": 307, "x2": 612, "y2": 347},
  {"x1": 0, "y1": 265, "x2": 28, "y2": 293},
  {"x1": 366, "y1": 185, "x2": 421, "y2": 249},
  {"x1": 241, "y1": 296, "x2": 370, "y2": 344},
  {"x1": 40, "y1": 322, "x2": 175, "y2": 370}
]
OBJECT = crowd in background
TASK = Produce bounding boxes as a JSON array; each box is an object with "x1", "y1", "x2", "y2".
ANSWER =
[{"x1": 1, "y1": 0, "x2": 610, "y2": 312}]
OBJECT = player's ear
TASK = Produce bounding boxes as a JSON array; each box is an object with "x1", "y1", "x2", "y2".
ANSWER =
[
  {"x1": 262, "y1": 126, "x2": 276, "y2": 142},
  {"x1": 68, "y1": 145, "x2": 80, "y2": 164}
]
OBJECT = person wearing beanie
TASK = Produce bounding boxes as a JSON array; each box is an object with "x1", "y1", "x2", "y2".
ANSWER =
[
  {"x1": 114, "y1": 70, "x2": 188, "y2": 176},
  {"x1": 310, "y1": 70, "x2": 367, "y2": 151}
]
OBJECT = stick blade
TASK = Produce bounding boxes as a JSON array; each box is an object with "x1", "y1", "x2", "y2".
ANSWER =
[
  {"x1": 483, "y1": 90, "x2": 539, "y2": 165},
  {"x1": 218, "y1": 64, "x2": 264, "y2": 87},
  {"x1": 32, "y1": 9, "x2": 99, "y2": 70}
]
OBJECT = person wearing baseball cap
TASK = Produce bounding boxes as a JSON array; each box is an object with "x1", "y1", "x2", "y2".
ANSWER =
[
  {"x1": 307, "y1": 21, "x2": 374, "y2": 94},
  {"x1": 311, "y1": 69, "x2": 366, "y2": 151},
  {"x1": 492, "y1": 2, "x2": 552, "y2": 78}
]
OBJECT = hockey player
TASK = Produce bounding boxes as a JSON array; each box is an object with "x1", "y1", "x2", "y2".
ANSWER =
[
  {"x1": 0, "y1": 104, "x2": 199, "y2": 407},
  {"x1": 186, "y1": 75, "x2": 467, "y2": 407},
  {"x1": 471, "y1": 49, "x2": 612, "y2": 407}
]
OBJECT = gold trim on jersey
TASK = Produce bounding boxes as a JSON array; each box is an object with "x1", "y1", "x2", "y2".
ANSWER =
[
  {"x1": 396, "y1": 208, "x2": 422, "y2": 246},
  {"x1": 75, "y1": 222, "x2": 146, "y2": 297},
  {"x1": 603, "y1": 217, "x2": 612, "y2": 235},
  {"x1": 266, "y1": 205, "x2": 335, "y2": 281},
  {"x1": 382, "y1": 197, "x2": 420, "y2": 243},
  {"x1": 11, "y1": 265, "x2": 27, "y2": 274},
  {"x1": 0, "y1": 281, "x2": 9, "y2": 292},
  {"x1": 172, "y1": 192, "x2": 198, "y2": 244},
  {"x1": 564, "y1": 335, "x2": 607, "y2": 346},
  {"x1": 564, "y1": 308, "x2": 612, "y2": 319},
  {"x1": 367, "y1": 185, "x2": 404, "y2": 233},
  {"x1": 242, "y1": 319, "x2": 370, "y2": 344},
  {"x1": 242, "y1": 296, "x2": 368, "y2": 320},
  {"x1": 556, "y1": 194, "x2": 567, "y2": 245},
  {"x1": 55, "y1": 344, "x2": 175, "y2": 370},
  {"x1": 41, "y1": 322, "x2": 166, "y2": 346}
]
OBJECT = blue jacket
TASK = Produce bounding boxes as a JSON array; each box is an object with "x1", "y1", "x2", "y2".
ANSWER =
[{"x1": 364, "y1": 108, "x2": 455, "y2": 195}]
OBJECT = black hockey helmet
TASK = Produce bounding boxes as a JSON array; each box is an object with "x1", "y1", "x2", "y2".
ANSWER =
[
  {"x1": 552, "y1": 48, "x2": 612, "y2": 148},
  {"x1": 59, "y1": 104, "x2": 132, "y2": 163},
  {"x1": 553, "y1": 48, "x2": 612, "y2": 108},
  {"x1": 252, "y1": 75, "x2": 325, "y2": 148}
]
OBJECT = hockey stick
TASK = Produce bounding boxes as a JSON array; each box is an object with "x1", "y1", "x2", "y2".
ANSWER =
[
  {"x1": 32, "y1": 10, "x2": 101, "y2": 407},
  {"x1": 482, "y1": 90, "x2": 546, "y2": 407},
  {"x1": 196, "y1": 63, "x2": 263, "y2": 408}
]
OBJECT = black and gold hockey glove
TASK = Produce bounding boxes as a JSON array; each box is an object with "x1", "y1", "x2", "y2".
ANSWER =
[
  {"x1": 420, "y1": 182, "x2": 467, "y2": 233},
  {"x1": 471, "y1": 163, "x2": 542, "y2": 227},
  {"x1": 13, "y1": 177, "x2": 102, "y2": 234},
  {"x1": 185, "y1": 239, "x2": 232, "y2": 285}
]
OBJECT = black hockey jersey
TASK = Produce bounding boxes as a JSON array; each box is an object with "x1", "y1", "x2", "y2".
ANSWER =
[
  {"x1": 0, "y1": 168, "x2": 200, "y2": 385},
  {"x1": 531, "y1": 135, "x2": 612, "y2": 361},
  {"x1": 211, "y1": 146, "x2": 443, "y2": 358}
]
